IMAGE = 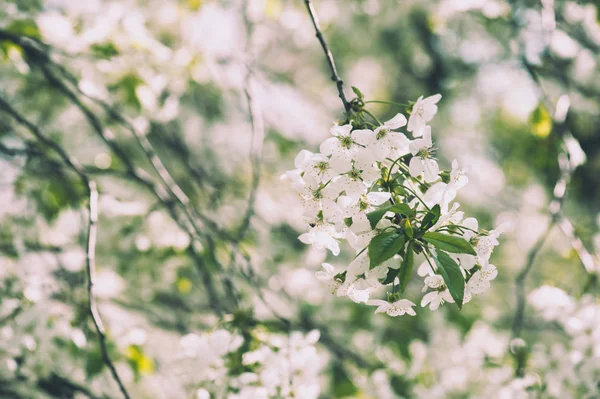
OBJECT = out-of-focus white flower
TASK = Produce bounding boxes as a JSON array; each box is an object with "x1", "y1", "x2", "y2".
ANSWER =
[
  {"x1": 528, "y1": 285, "x2": 575, "y2": 321},
  {"x1": 315, "y1": 263, "x2": 341, "y2": 292},
  {"x1": 298, "y1": 224, "x2": 342, "y2": 256}
]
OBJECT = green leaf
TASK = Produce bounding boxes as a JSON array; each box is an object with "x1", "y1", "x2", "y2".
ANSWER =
[
  {"x1": 420, "y1": 204, "x2": 440, "y2": 231},
  {"x1": 368, "y1": 231, "x2": 405, "y2": 269},
  {"x1": 367, "y1": 207, "x2": 390, "y2": 229},
  {"x1": 367, "y1": 204, "x2": 413, "y2": 229},
  {"x1": 390, "y1": 203, "x2": 413, "y2": 216},
  {"x1": 423, "y1": 232, "x2": 476, "y2": 255},
  {"x1": 433, "y1": 250, "x2": 465, "y2": 309},
  {"x1": 351, "y1": 86, "x2": 364, "y2": 99},
  {"x1": 397, "y1": 241, "x2": 415, "y2": 293},
  {"x1": 382, "y1": 267, "x2": 400, "y2": 285},
  {"x1": 6, "y1": 19, "x2": 41, "y2": 39}
]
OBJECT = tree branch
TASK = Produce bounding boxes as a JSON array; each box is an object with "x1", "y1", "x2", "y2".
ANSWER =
[
  {"x1": 303, "y1": 0, "x2": 351, "y2": 113},
  {"x1": 0, "y1": 97, "x2": 131, "y2": 399}
]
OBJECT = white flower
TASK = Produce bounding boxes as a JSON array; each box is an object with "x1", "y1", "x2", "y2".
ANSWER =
[
  {"x1": 294, "y1": 150, "x2": 337, "y2": 183},
  {"x1": 315, "y1": 263, "x2": 341, "y2": 292},
  {"x1": 408, "y1": 127, "x2": 439, "y2": 182},
  {"x1": 366, "y1": 299, "x2": 417, "y2": 316},
  {"x1": 421, "y1": 290, "x2": 454, "y2": 310},
  {"x1": 333, "y1": 164, "x2": 380, "y2": 200},
  {"x1": 424, "y1": 160, "x2": 469, "y2": 211},
  {"x1": 320, "y1": 123, "x2": 361, "y2": 173},
  {"x1": 430, "y1": 202, "x2": 463, "y2": 232},
  {"x1": 407, "y1": 93, "x2": 442, "y2": 136},
  {"x1": 298, "y1": 223, "x2": 342, "y2": 255},
  {"x1": 280, "y1": 169, "x2": 305, "y2": 192},
  {"x1": 417, "y1": 260, "x2": 434, "y2": 277},
  {"x1": 353, "y1": 113, "x2": 410, "y2": 159},
  {"x1": 339, "y1": 192, "x2": 391, "y2": 234},
  {"x1": 420, "y1": 275, "x2": 454, "y2": 310},
  {"x1": 465, "y1": 264, "x2": 498, "y2": 300},
  {"x1": 473, "y1": 225, "x2": 506, "y2": 266},
  {"x1": 528, "y1": 286, "x2": 575, "y2": 321}
]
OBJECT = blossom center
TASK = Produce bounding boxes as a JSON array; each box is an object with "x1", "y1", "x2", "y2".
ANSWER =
[
  {"x1": 376, "y1": 128, "x2": 388, "y2": 140},
  {"x1": 339, "y1": 135, "x2": 354, "y2": 149},
  {"x1": 316, "y1": 161, "x2": 330, "y2": 174},
  {"x1": 348, "y1": 167, "x2": 362, "y2": 180}
]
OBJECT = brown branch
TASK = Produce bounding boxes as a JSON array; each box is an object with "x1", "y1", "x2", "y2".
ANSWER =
[
  {"x1": 303, "y1": 0, "x2": 350, "y2": 112},
  {"x1": 84, "y1": 181, "x2": 131, "y2": 399}
]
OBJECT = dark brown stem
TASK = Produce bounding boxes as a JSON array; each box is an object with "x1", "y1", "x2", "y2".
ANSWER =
[{"x1": 303, "y1": 0, "x2": 350, "y2": 113}]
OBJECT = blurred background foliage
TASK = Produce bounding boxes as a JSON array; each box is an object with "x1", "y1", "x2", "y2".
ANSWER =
[{"x1": 0, "y1": 0, "x2": 598, "y2": 398}]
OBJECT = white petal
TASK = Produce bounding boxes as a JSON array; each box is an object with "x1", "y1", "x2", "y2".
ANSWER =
[
  {"x1": 424, "y1": 93, "x2": 442, "y2": 105},
  {"x1": 409, "y1": 157, "x2": 424, "y2": 177},
  {"x1": 320, "y1": 137, "x2": 339, "y2": 156},
  {"x1": 421, "y1": 126, "x2": 432, "y2": 146},
  {"x1": 329, "y1": 152, "x2": 353, "y2": 173},
  {"x1": 298, "y1": 233, "x2": 312, "y2": 244},
  {"x1": 423, "y1": 159, "x2": 440, "y2": 182},
  {"x1": 366, "y1": 299, "x2": 387, "y2": 308},
  {"x1": 321, "y1": 262, "x2": 334, "y2": 274},
  {"x1": 367, "y1": 191, "x2": 391, "y2": 206},
  {"x1": 330, "y1": 123, "x2": 352, "y2": 137},
  {"x1": 409, "y1": 138, "x2": 424, "y2": 155},
  {"x1": 352, "y1": 129, "x2": 376, "y2": 146},
  {"x1": 353, "y1": 147, "x2": 377, "y2": 170},
  {"x1": 385, "y1": 113, "x2": 407, "y2": 129},
  {"x1": 417, "y1": 260, "x2": 433, "y2": 277},
  {"x1": 421, "y1": 291, "x2": 436, "y2": 307},
  {"x1": 294, "y1": 150, "x2": 313, "y2": 169},
  {"x1": 326, "y1": 236, "x2": 341, "y2": 256}
]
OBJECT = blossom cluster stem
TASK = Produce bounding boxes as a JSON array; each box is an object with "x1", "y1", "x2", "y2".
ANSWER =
[{"x1": 303, "y1": 0, "x2": 351, "y2": 113}]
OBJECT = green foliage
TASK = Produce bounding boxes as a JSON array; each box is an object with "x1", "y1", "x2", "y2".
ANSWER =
[
  {"x1": 368, "y1": 230, "x2": 405, "y2": 269},
  {"x1": 6, "y1": 19, "x2": 41, "y2": 39},
  {"x1": 433, "y1": 250, "x2": 465, "y2": 309},
  {"x1": 423, "y1": 232, "x2": 476, "y2": 255},
  {"x1": 366, "y1": 203, "x2": 413, "y2": 229},
  {"x1": 420, "y1": 204, "x2": 440, "y2": 232},
  {"x1": 397, "y1": 241, "x2": 415, "y2": 293}
]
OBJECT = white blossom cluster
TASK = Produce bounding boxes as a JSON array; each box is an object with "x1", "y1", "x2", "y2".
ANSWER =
[
  {"x1": 283, "y1": 94, "x2": 505, "y2": 315},
  {"x1": 179, "y1": 328, "x2": 323, "y2": 399}
]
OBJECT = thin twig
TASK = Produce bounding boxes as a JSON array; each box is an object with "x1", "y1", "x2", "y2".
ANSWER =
[
  {"x1": 0, "y1": 97, "x2": 131, "y2": 399},
  {"x1": 303, "y1": 0, "x2": 351, "y2": 112},
  {"x1": 85, "y1": 181, "x2": 131, "y2": 399},
  {"x1": 238, "y1": 2, "x2": 264, "y2": 243}
]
